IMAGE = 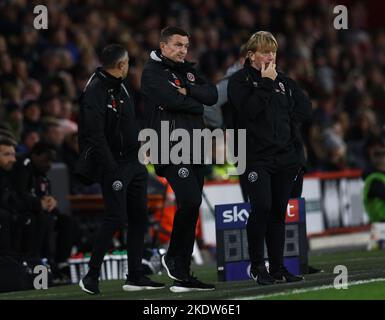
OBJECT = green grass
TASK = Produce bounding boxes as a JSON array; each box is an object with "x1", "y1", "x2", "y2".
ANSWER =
[
  {"x1": 1, "y1": 249, "x2": 385, "y2": 300},
  {"x1": 263, "y1": 280, "x2": 385, "y2": 300}
]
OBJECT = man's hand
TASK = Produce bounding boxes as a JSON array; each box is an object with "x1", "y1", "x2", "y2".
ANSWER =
[
  {"x1": 261, "y1": 61, "x2": 277, "y2": 81},
  {"x1": 178, "y1": 87, "x2": 187, "y2": 95}
]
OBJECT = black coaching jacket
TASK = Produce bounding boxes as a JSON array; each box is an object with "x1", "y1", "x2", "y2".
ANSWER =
[
  {"x1": 228, "y1": 62, "x2": 312, "y2": 168},
  {"x1": 75, "y1": 67, "x2": 140, "y2": 184},
  {"x1": 141, "y1": 50, "x2": 218, "y2": 174}
]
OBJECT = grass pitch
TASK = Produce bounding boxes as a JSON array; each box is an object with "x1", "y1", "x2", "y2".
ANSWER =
[{"x1": 1, "y1": 249, "x2": 385, "y2": 300}]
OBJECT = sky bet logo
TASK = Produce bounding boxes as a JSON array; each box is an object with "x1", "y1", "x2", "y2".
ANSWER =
[
  {"x1": 215, "y1": 203, "x2": 251, "y2": 229},
  {"x1": 215, "y1": 200, "x2": 302, "y2": 230},
  {"x1": 222, "y1": 206, "x2": 249, "y2": 223}
]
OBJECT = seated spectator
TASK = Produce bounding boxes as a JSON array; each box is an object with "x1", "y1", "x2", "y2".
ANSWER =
[
  {"x1": 12, "y1": 142, "x2": 74, "y2": 281},
  {"x1": 16, "y1": 129, "x2": 40, "y2": 155},
  {"x1": 22, "y1": 100, "x2": 42, "y2": 133},
  {"x1": 41, "y1": 120, "x2": 65, "y2": 162},
  {"x1": 321, "y1": 119, "x2": 348, "y2": 170},
  {"x1": 58, "y1": 97, "x2": 78, "y2": 135},
  {"x1": 0, "y1": 137, "x2": 31, "y2": 254},
  {"x1": 3, "y1": 102, "x2": 23, "y2": 141}
]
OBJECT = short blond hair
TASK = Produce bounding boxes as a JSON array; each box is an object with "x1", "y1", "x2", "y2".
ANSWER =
[{"x1": 246, "y1": 31, "x2": 278, "y2": 54}]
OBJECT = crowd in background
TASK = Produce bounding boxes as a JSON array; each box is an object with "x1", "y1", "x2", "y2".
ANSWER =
[
  {"x1": 1, "y1": 0, "x2": 385, "y2": 285},
  {"x1": 1, "y1": 0, "x2": 385, "y2": 181}
]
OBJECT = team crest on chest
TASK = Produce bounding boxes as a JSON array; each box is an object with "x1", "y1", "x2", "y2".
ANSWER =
[
  {"x1": 187, "y1": 72, "x2": 195, "y2": 82},
  {"x1": 278, "y1": 82, "x2": 285, "y2": 93}
]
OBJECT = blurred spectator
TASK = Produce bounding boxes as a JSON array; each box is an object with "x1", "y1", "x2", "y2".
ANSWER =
[
  {"x1": 3, "y1": 102, "x2": 23, "y2": 141},
  {"x1": 41, "y1": 120, "x2": 65, "y2": 162},
  {"x1": 363, "y1": 135, "x2": 385, "y2": 222},
  {"x1": 0, "y1": 137, "x2": 31, "y2": 254},
  {"x1": 0, "y1": 0, "x2": 384, "y2": 176},
  {"x1": 16, "y1": 129, "x2": 40, "y2": 155},
  {"x1": 322, "y1": 118, "x2": 348, "y2": 170},
  {"x1": 22, "y1": 100, "x2": 42, "y2": 132},
  {"x1": 348, "y1": 108, "x2": 380, "y2": 143},
  {"x1": 58, "y1": 97, "x2": 77, "y2": 135},
  {"x1": 12, "y1": 142, "x2": 74, "y2": 281}
]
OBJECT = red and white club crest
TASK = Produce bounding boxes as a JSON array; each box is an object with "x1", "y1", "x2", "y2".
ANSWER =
[{"x1": 187, "y1": 72, "x2": 195, "y2": 82}]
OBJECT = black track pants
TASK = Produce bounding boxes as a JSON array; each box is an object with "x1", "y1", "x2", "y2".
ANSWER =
[
  {"x1": 244, "y1": 165, "x2": 299, "y2": 268},
  {"x1": 88, "y1": 162, "x2": 148, "y2": 278},
  {"x1": 162, "y1": 164, "x2": 205, "y2": 269}
]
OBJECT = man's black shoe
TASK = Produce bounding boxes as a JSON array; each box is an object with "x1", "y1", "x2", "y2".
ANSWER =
[
  {"x1": 250, "y1": 265, "x2": 276, "y2": 285},
  {"x1": 270, "y1": 265, "x2": 304, "y2": 283},
  {"x1": 307, "y1": 265, "x2": 323, "y2": 274},
  {"x1": 79, "y1": 274, "x2": 100, "y2": 295},
  {"x1": 122, "y1": 274, "x2": 165, "y2": 291},
  {"x1": 170, "y1": 274, "x2": 215, "y2": 293},
  {"x1": 161, "y1": 255, "x2": 189, "y2": 281}
]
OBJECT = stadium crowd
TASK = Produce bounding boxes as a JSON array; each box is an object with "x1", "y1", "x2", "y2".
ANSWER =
[{"x1": 1, "y1": 0, "x2": 385, "y2": 281}]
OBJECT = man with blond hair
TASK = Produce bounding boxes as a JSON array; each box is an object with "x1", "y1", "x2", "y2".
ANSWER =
[{"x1": 228, "y1": 31, "x2": 312, "y2": 285}]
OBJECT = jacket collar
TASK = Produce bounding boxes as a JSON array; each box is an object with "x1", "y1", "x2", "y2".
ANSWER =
[
  {"x1": 149, "y1": 49, "x2": 195, "y2": 70},
  {"x1": 244, "y1": 61, "x2": 284, "y2": 81},
  {"x1": 95, "y1": 67, "x2": 122, "y2": 90}
]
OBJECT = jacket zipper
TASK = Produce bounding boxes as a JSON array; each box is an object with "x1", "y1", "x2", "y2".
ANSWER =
[
  {"x1": 119, "y1": 132, "x2": 123, "y2": 156},
  {"x1": 84, "y1": 146, "x2": 92, "y2": 160}
]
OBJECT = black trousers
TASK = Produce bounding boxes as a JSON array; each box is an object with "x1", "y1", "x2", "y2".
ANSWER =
[
  {"x1": 244, "y1": 164, "x2": 299, "y2": 268},
  {"x1": 88, "y1": 162, "x2": 148, "y2": 278},
  {"x1": 162, "y1": 164, "x2": 205, "y2": 269},
  {"x1": 0, "y1": 218, "x2": 11, "y2": 253}
]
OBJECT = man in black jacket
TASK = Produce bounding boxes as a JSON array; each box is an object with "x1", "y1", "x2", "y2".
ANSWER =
[
  {"x1": 0, "y1": 137, "x2": 31, "y2": 254},
  {"x1": 228, "y1": 31, "x2": 312, "y2": 285},
  {"x1": 141, "y1": 27, "x2": 218, "y2": 292},
  {"x1": 12, "y1": 142, "x2": 74, "y2": 282},
  {"x1": 77, "y1": 44, "x2": 164, "y2": 295}
]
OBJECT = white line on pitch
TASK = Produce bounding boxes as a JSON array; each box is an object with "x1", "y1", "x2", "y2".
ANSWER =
[{"x1": 230, "y1": 278, "x2": 385, "y2": 300}]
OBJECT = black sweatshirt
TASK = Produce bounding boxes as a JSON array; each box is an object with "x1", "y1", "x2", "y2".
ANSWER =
[
  {"x1": 228, "y1": 63, "x2": 312, "y2": 168},
  {"x1": 141, "y1": 50, "x2": 218, "y2": 174},
  {"x1": 76, "y1": 67, "x2": 140, "y2": 183}
]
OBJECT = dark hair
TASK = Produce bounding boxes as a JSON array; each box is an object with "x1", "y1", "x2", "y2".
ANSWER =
[
  {"x1": 100, "y1": 44, "x2": 127, "y2": 69},
  {"x1": 160, "y1": 26, "x2": 189, "y2": 43},
  {"x1": 0, "y1": 136, "x2": 16, "y2": 148},
  {"x1": 30, "y1": 141, "x2": 56, "y2": 157},
  {"x1": 21, "y1": 129, "x2": 39, "y2": 143},
  {"x1": 23, "y1": 100, "x2": 40, "y2": 111},
  {"x1": 42, "y1": 120, "x2": 60, "y2": 133}
]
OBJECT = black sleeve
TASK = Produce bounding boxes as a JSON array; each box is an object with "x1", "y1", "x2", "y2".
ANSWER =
[
  {"x1": 141, "y1": 68, "x2": 204, "y2": 114},
  {"x1": 368, "y1": 180, "x2": 385, "y2": 200},
  {"x1": 185, "y1": 69, "x2": 218, "y2": 106},
  {"x1": 12, "y1": 165, "x2": 42, "y2": 214},
  {"x1": 0, "y1": 207, "x2": 12, "y2": 222},
  {"x1": 228, "y1": 73, "x2": 275, "y2": 119},
  {"x1": 288, "y1": 79, "x2": 312, "y2": 123},
  {"x1": 80, "y1": 88, "x2": 118, "y2": 173}
]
